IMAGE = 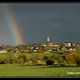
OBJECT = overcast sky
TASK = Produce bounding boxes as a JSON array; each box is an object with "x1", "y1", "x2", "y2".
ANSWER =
[{"x1": 0, "y1": 3, "x2": 80, "y2": 45}]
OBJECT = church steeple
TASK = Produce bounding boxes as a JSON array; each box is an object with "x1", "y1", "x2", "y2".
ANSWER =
[
  {"x1": 47, "y1": 35, "x2": 50, "y2": 43},
  {"x1": 46, "y1": 35, "x2": 53, "y2": 47}
]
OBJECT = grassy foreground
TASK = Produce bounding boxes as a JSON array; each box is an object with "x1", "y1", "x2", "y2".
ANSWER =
[{"x1": 0, "y1": 64, "x2": 79, "y2": 77}]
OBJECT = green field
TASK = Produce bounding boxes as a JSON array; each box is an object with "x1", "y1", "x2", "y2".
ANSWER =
[{"x1": 0, "y1": 64, "x2": 80, "y2": 77}]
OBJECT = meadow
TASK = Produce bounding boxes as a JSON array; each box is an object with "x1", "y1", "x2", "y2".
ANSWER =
[
  {"x1": 0, "y1": 50, "x2": 80, "y2": 77},
  {"x1": 0, "y1": 64, "x2": 80, "y2": 77}
]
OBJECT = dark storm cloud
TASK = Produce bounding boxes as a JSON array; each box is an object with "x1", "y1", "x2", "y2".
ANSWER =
[{"x1": 0, "y1": 3, "x2": 80, "y2": 45}]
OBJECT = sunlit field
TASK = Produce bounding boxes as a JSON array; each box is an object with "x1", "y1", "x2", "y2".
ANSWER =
[
  {"x1": 0, "y1": 52, "x2": 80, "y2": 77},
  {"x1": 0, "y1": 64, "x2": 80, "y2": 77}
]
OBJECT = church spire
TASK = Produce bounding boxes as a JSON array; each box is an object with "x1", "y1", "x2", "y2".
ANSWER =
[{"x1": 47, "y1": 35, "x2": 50, "y2": 42}]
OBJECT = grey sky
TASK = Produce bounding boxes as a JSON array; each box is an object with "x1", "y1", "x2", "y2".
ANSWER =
[{"x1": 0, "y1": 3, "x2": 80, "y2": 45}]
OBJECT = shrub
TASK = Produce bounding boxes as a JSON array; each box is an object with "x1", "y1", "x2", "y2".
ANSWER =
[
  {"x1": 11, "y1": 54, "x2": 19, "y2": 63},
  {"x1": 56, "y1": 57, "x2": 64, "y2": 64},
  {"x1": 0, "y1": 54, "x2": 6, "y2": 64},
  {"x1": 35, "y1": 53, "x2": 43, "y2": 60},
  {"x1": 64, "y1": 51, "x2": 80, "y2": 64},
  {"x1": 0, "y1": 60, "x2": 5, "y2": 64},
  {"x1": 9, "y1": 58, "x2": 13, "y2": 63},
  {"x1": 76, "y1": 60, "x2": 80, "y2": 66},
  {"x1": 17, "y1": 53, "x2": 27, "y2": 64},
  {"x1": 46, "y1": 58, "x2": 54, "y2": 65},
  {"x1": 27, "y1": 53, "x2": 35, "y2": 64},
  {"x1": 44, "y1": 55, "x2": 48, "y2": 60},
  {"x1": 28, "y1": 53, "x2": 45, "y2": 65},
  {"x1": 76, "y1": 59, "x2": 80, "y2": 66}
]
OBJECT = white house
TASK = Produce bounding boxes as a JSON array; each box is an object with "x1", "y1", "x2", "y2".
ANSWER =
[{"x1": 0, "y1": 48, "x2": 7, "y2": 53}]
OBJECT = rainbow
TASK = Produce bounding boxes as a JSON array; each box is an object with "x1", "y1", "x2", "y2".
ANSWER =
[{"x1": 2, "y1": 4, "x2": 25, "y2": 45}]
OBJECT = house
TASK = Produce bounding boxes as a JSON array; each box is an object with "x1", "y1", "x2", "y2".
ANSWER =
[
  {"x1": 60, "y1": 41, "x2": 76, "y2": 51},
  {"x1": 0, "y1": 47, "x2": 7, "y2": 53}
]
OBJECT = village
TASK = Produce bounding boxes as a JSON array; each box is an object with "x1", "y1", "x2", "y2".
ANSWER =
[
  {"x1": 0, "y1": 36, "x2": 78, "y2": 54},
  {"x1": 0, "y1": 35, "x2": 79, "y2": 66}
]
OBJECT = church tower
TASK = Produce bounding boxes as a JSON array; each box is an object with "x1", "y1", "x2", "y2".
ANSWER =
[
  {"x1": 47, "y1": 35, "x2": 50, "y2": 43},
  {"x1": 46, "y1": 35, "x2": 53, "y2": 47}
]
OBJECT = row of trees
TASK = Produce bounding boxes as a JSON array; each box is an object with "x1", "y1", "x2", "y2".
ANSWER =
[{"x1": 0, "y1": 50, "x2": 80, "y2": 66}]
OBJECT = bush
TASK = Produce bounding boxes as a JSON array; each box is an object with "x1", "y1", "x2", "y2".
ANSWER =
[
  {"x1": 11, "y1": 54, "x2": 19, "y2": 63},
  {"x1": 0, "y1": 54, "x2": 6, "y2": 64},
  {"x1": 29, "y1": 53, "x2": 45, "y2": 65},
  {"x1": 17, "y1": 53, "x2": 27, "y2": 64},
  {"x1": 44, "y1": 55, "x2": 48, "y2": 60},
  {"x1": 0, "y1": 60, "x2": 5, "y2": 64},
  {"x1": 64, "y1": 51, "x2": 80, "y2": 64},
  {"x1": 35, "y1": 53, "x2": 44, "y2": 60},
  {"x1": 46, "y1": 59, "x2": 54, "y2": 65},
  {"x1": 9, "y1": 58, "x2": 13, "y2": 63},
  {"x1": 56, "y1": 57, "x2": 64, "y2": 63},
  {"x1": 76, "y1": 60, "x2": 80, "y2": 66}
]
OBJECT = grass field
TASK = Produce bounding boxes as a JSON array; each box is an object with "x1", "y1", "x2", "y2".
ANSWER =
[{"x1": 0, "y1": 64, "x2": 80, "y2": 77}]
